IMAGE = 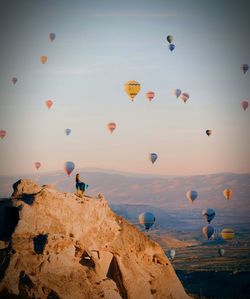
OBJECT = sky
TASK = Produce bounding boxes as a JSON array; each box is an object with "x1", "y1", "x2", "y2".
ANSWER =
[{"x1": 0, "y1": 0, "x2": 249, "y2": 176}]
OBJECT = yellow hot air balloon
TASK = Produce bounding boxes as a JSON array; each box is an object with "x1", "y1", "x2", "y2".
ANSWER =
[
  {"x1": 221, "y1": 228, "x2": 235, "y2": 240},
  {"x1": 124, "y1": 80, "x2": 141, "y2": 101},
  {"x1": 40, "y1": 55, "x2": 48, "y2": 64},
  {"x1": 223, "y1": 188, "x2": 232, "y2": 200}
]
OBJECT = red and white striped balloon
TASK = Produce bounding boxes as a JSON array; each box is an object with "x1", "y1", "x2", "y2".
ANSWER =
[
  {"x1": 146, "y1": 91, "x2": 155, "y2": 102},
  {"x1": 45, "y1": 99, "x2": 53, "y2": 109},
  {"x1": 107, "y1": 122, "x2": 116, "y2": 133},
  {"x1": 241, "y1": 100, "x2": 248, "y2": 111},
  {"x1": 0, "y1": 130, "x2": 6, "y2": 139},
  {"x1": 34, "y1": 162, "x2": 41, "y2": 170}
]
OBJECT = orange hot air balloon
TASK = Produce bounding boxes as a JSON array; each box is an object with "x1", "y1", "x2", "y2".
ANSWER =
[
  {"x1": 146, "y1": 91, "x2": 155, "y2": 102},
  {"x1": 223, "y1": 188, "x2": 232, "y2": 200},
  {"x1": 0, "y1": 130, "x2": 6, "y2": 139},
  {"x1": 107, "y1": 122, "x2": 116, "y2": 133},
  {"x1": 40, "y1": 55, "x2": 48, "y2": 64},
  {"x1": 35, "y1": 162, "x2": 41, "y2": 170},
  {"x1": 45, "y1": 100, "x2": 53, "y2": 109}
]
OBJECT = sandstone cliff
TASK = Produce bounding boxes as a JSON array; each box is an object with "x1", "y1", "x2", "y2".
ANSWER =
[{"x1": 0, "y1": 180, "x2": 190, "y2": 299}]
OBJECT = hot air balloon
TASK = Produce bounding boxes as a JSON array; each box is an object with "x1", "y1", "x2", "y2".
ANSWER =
[
  {"x1": 64, "y1": 161, "x2": 75, "y2": 176},
  {"x1": 49, "y1": 33, "x2": 56, "y2": 42},
  {"x1": 221, "y1": 228, "x2": 235, "y2": 240},
  {"x1": 241, "y1": 100, "x2": 249, "y2": 111},
  {"x1": 166, "y1": 35, "x2": 174, "y2": 43},
  {"x1": 173, "y1": 89, "x2": 181, "y2": 98},
  {"x1": 40, "y1": 56, "x2": 48, "y2": 64},
  {"x1": 0, "y1": 130, "x2": 6, "y2": 139},
  {"x1": 146, "y1": 91, "x2": 155, "y2": 102},
  {"x1": 223, "y1": 188, "x2": 232, "y2": 200},
  {"x1": 202, "y1": 208, "x2": 215, "y2": 223},
  {"x1": 169, "y1": 249, "x2": 176, "y2": 260},
  {"x1": 149, "y1": 153, "x2": 158, "y2": 164},
  {"x1": 206, "y1": 129, "x2": 212, "y2": 136},
  {"x1": 12, "y1": 77, "x2": 18, "y2": 85},
  {"x1": 139, "y1": 212, "x2": 155, "y2": 231},
  {"x1": 65, "y1": 128, "x2": 71, "y2": 136},
  {"x1": 179, "y1": 92, "x2": 189, "y2": 103},
  {"x1": 186, "y1": 190, "x2": 198, "y2": 203},
  {"x1": 169, "y1": 44, "x2": 175, "y2": 51},
  {"x1": 34, "y1": 162, "x2": 41, "y2": 170},
  {"x1": 107, "y1": 122, "x2": 116, "y2": 133},
  {"x1": 202, "y1": 225, "x2": 215, "y2": 240},
  {"x1": 218, "y1": 248, "x2": 225, "y2": 257},
  {"x1": 45, "y1": 100, "x2": 53, "y2": 109},
  {"x1": 240, "y1": 64, "x2": 249, "y2": 74},
  {"x1": 124, "y1": 81, "x2": 141, "y2": 101}
]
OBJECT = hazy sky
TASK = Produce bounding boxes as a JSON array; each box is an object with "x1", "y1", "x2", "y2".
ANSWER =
[{"x1": 0, "y1": 0, "x2": 249, "y2": 176}]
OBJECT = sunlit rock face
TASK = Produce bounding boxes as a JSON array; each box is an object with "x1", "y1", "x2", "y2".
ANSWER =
[{"x1": 0, "y1": 179, "x2": 190, "y2": 299}]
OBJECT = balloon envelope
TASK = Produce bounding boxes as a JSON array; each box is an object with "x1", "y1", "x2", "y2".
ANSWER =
[
  {"x1": 146, "y1": 91, "x2": 155, "y2": 102},
  {"x1": 218, "y1": 248, "x2": 225, "y2": 257},
  {"x1": 64, "y1": 161, "x2": 75, "y2": 176},
  {"x1": 49, "y1": 33, "x2": 56, "y2": 42},
  {"x1": 107, "y1": 122, "x2": 116, "y2": 133},
  {"x1": 139, "y1": 212, "x2": 155, "y2": 230},
  {"x1": 169, "y1": 249, "x2": 176, "y2": 259},
  {"x1": 12, "y1": 77, "x2": 18, "y2": 85},
  {"x1": 241, "y1": 100, "x2": 249, "y2": 111},
  {"x1": 202, "y1": 225, "x2": 215, "y2": 240},
  {"x1": 0, "y1": 130, "x2": 6, "y2": 139},
  {"x1": 206, "y1": 129, "x2": 212, "y2": 136},
  {"x1": 223, "y1": 189, "x2": 232, "y2": 200},
  {"x1": 169, "y1": 43, "x2": 175, "y2": 51},
  {"x1": 65, "y1": 128, "x2": 71, "y2": 136},
  {"x1": 179, "y1": 92, "x2": 189, "y2": 103},
  {"x1": 240, "y1": 64, "x2": 249, "y2": 74},
  {"x1": 202, "y1": 208, "x2": 215, "y2": 223},
  {"x1": 149, "y1": 153, "x2": 158, "y2": 164},
  {"x1": 166, "y1": 35, "x2": 174, "y2": 43},
  {"x1": 221, "y1": 228, "x2": 235, "y2": 240},
  {"x1": 124, "y1": 81, "x2": 141, "y2": 101},
  {"x1": 35, "y1": 162, "x2": 41, "y2": 170},
  {"x1": 45, "y1": 100, "x2": 53, "y2": 109},
  {"x1": 40, "y1": 56, "x2": 48, "y2": 64},
  {"x1": 173, "y1": 89, "x2": 181, "y2": 98},
  {"x1": 186, "y1": 190, "x2": 198, "y2": 203}
]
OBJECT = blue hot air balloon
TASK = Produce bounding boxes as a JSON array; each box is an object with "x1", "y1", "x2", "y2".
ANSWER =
[
  {"x1": 174, "y1": 89, "x2": 181, "y2": 98},
  {"x1": 139, "y1": 212, "x2": 155, "y2": 231},
  {"x1": 202, "y1": 225, "x2": 215, "y2": 240},
  {"x1": 186, "y1": 190, "x2": 198, "y2": 203},
  {"x1": 49, "y1": 33, "x2": 56, "y2": 42},
  {"x1": 240, "y1": 64, "x2": 249, "y2": 74},
  {"x1": 202, "y1": 208, "x2": 215, "y2": 223},
  {"x1": 65, "y1": 128, "x2": 71, "y2": 136},
  {"x1": 64, "y1": 161, "x2": 75, "y2": 176},
  {"x1": 149, "y1": 153, "x2": 158, "y2": 164},
  {"x1": 166, "y1": 35, "x2": 174, "y2": 43},
  {"x1": 169, "y1": 44, "x2": 175, "y2": 51}
]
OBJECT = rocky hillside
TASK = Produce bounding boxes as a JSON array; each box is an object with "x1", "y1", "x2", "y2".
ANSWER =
[{"x1": 0, "y1": 180, "x2": 190, "y2": 299}]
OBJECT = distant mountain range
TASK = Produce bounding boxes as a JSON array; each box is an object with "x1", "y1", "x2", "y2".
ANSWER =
[{"x1": 0, "y1": 169, "x2": 249, "y2": 223}]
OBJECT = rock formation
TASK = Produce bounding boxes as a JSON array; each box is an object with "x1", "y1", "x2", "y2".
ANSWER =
[{"x1": 0, "y1": 179, "x2": 191, "y2": 299}]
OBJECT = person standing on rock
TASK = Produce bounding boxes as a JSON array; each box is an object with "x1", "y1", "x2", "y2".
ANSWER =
[{"x1": 75, "y1": 173, "x2": 88, "y2": 197}]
